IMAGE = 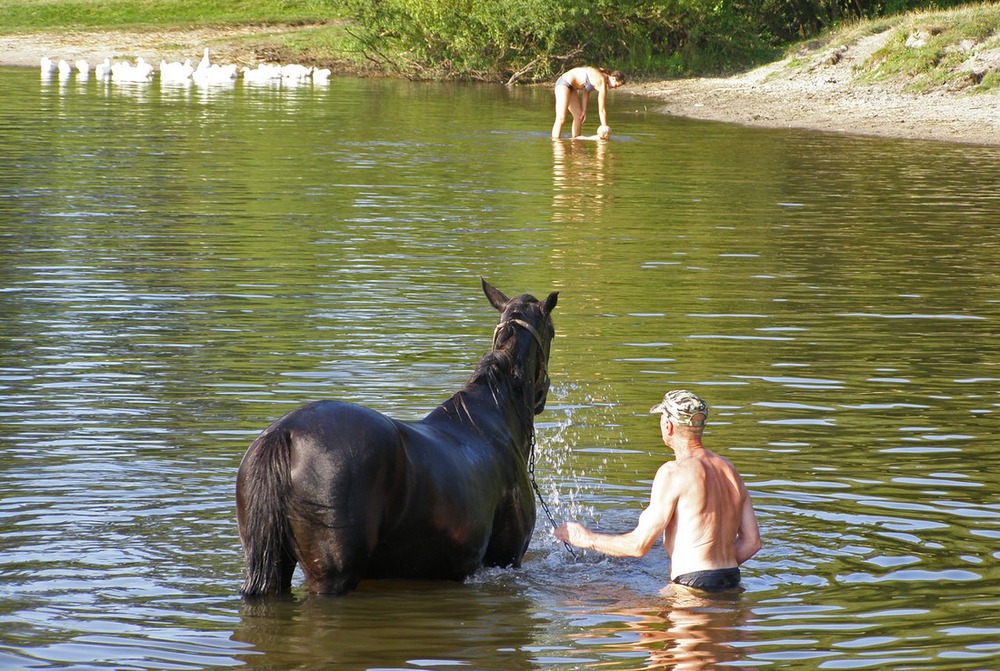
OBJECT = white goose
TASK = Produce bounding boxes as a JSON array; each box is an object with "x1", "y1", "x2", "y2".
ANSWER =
[
  {"x1": 281, "y1": 63, "x2": 312, "y2": 81},
  {"x1": 75, "y1": 59, "x2": 91, "y2": 79},
  {"x1": 111, "y1": 57, "x2": 154, "y2": 83},
  {"x1": 95, "y1": 58, "x2": 112, "y2": 80},
  {"x1": 160, "y1": 59, "x2": 194, "y2": 83},
  {"x1": 40, "y1": 56, "x2": 58, "y2": 77},
  {"x1": 312, "y1": 68, "x2": 332, "y2": 84},
  {"x1": 193, "y1": 48, "x2": 237, "y2": 86},
  {"x1": 57, "y1": 59, "x2": 73, "y2": 79},
  {"x1": 242, "y1": 63, "x2": 283, "y2": 84}
]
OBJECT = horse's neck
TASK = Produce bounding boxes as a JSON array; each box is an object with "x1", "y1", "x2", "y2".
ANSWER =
[{"x1": 425, "y1": 379, "x2": 534, "y2": 448}]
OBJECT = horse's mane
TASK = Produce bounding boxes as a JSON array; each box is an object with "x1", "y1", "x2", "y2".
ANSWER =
[
  {"x1": 465, "y1": 342, "x2": 529, "y2": 403},
  {"x1": 431, "y1": 325, "x2": 535, "y2": 430}
]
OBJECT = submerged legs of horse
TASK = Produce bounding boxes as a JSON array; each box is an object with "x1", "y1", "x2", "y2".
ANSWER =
[{"x1": 288, "y1": 511, "x2": 371, "y2": 595}]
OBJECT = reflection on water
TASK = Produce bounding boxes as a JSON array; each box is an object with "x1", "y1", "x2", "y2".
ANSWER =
[
  {"x1": 596, "y1": 590, "x2": 752, "y2": 671},
  {"x1": 2, "y1": 66, "x2": 1000, "y2": 670},
  {"x1": 551, "y1": 138, "x2": 610, "y2": 224}
]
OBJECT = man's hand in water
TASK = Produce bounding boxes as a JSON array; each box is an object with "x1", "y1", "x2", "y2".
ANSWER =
[{"x1": 554, "y1": 522, "x2": 591, "y2": 548}]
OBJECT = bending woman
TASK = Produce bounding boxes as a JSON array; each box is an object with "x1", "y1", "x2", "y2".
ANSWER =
[{"x1": 551, "y1": 66, "x2": 625, "y2": 140}]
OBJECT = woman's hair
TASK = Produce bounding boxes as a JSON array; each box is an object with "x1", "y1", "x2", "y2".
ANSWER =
[{"x1": 597, "y1": 68, "x2": 626, "y2": 84}]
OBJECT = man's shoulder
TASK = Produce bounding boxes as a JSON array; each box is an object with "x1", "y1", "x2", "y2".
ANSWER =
[
  {"x1": 673, "y1": 450, "x2": 736, "y2": 479},
  {"x1": 693, "y1": 447, "x2": 735, "y2": 468},
  {"x1": 654, "y1": 461, "x2": 676, "y2": 479}
]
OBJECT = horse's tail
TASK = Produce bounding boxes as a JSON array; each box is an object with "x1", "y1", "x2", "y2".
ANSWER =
[{"x1": 236, "y1": 426, "x2": 295, "y2": 597}]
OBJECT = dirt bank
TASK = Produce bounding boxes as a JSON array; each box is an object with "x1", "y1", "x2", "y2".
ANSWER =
[
  {"x1": 0, "y1": 27, "x2": 289, "y2": 70},
  {"x1": 2, "y1": 27, "x2": 997, "y2": 146},
  {"x1": 630, "y1": 28, "x2": 999, "y2": 146}
]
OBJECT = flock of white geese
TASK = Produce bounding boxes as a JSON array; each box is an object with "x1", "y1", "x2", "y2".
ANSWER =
[{"x1": 40, "y1": 48, "x2": 332, "y2": 86}]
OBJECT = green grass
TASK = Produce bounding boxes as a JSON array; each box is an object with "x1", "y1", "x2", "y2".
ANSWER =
[
  {"x1": 242, "y1": 24, "x2": 362, "y2": 69},
  {"x1": 859, "y1": 3, "x2": 1000, "y2": 92},
  {"x1": 0, "y1": 0, "x2": 349, "y2": 30}
]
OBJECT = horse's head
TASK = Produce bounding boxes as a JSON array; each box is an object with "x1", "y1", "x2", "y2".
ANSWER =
[{"x1": 482, "y1": 278, "x2": 559, "y2": 415}]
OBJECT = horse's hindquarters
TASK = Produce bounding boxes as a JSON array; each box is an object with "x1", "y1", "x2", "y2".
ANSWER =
[{"x1": 279, "y1": 401, "x2": 408, "y2": 593}]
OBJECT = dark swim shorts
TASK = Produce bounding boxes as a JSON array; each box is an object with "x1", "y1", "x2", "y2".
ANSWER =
[{"x1": 672, "y1": 567, "x2": 741, "y2": 592}]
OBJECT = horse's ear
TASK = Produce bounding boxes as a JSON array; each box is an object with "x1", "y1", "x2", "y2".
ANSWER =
[
  {"x1": 481, "y1": 278, "x2": 509, "y2": 311},
  {"x1": 543, "y1": 291, "x2": 559, "y2": 315}
]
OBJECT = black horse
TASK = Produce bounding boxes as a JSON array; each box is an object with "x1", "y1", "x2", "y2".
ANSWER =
[{"x1": 236, "y1": 279, "x2": 558, "y2": 596}]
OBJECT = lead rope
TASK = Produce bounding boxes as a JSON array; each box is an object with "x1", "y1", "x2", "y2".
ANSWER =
[
  {"x1": 495, "y1": 318, "x2": 575, "y2": 557},
  {"x1": 528, "y1": 431, "x2": 577, "y2": 559}
]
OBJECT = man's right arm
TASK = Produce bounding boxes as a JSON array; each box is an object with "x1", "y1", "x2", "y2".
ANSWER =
[{"x1": 555, "y1": 463, "x2": 677, "y2": 558}]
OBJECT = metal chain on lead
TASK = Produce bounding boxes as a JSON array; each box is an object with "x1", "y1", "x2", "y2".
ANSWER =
[{"x1": 528, "y1": 431, "x2": 577, "y2": 558}]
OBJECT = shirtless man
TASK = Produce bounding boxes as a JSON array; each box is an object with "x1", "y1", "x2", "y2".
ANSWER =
[{"x1": 555, "y1": 390, "x2": 762, "y2": 592}]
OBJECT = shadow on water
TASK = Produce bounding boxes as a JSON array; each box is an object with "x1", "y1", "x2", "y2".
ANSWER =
[{"x1": 233, "y1": 581, "x2": 543, "y2": 670}]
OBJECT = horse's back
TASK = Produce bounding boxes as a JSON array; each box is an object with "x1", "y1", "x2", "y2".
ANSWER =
[
  {"x1": 278, "y1": 400, "x2": 402, "y2": 458},
  {"x1": 282, "y1": 401, "x2": 513, "y2": 572}
]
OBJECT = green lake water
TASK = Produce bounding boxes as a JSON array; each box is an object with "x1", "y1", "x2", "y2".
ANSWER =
[{"x1": 1, "y1": 67, "x2": 999, "y2": 670}]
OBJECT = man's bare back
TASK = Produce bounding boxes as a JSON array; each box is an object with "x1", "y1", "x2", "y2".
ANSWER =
[
  {"x1": 660, "y1": 449, "x2": 756, "y2": 577},
  {"x1": 555, "y1": 390, "x2": 761, "y2": 592}
]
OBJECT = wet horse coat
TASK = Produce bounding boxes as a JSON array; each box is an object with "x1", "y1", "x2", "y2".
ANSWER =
[{"x1": 236, "y1": 280, "x2": 558, "y2": 596}]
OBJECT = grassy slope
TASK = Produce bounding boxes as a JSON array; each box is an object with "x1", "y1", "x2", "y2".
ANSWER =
[
  {"x1": 783, "y1": 3, "x2": 1000, "y2": 93},
  {"x1": 863, "y1": 3, "x2": 1000, "y2": 92}
]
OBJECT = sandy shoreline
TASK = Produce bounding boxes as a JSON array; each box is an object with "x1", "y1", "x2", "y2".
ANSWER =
[
  {"x1": 630, "y1": 29, "x2": 1000, "y2": 146},
  {"x1": 2, "y1": 28, "x2": 997, "y2": 146},
  {"x1": 631, "y1": 78, "x2": 1000, "y2": 146}
]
